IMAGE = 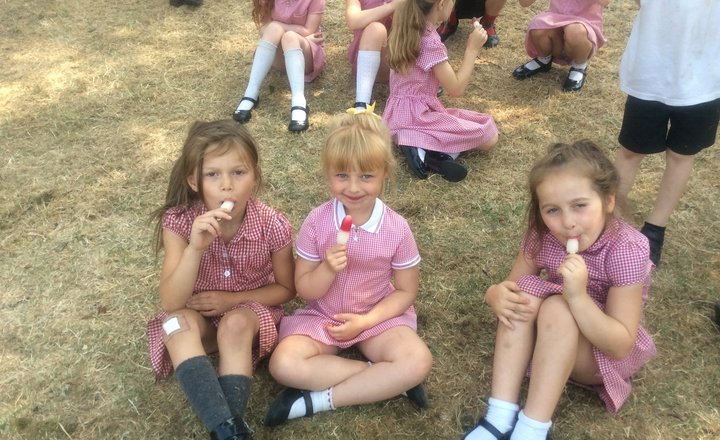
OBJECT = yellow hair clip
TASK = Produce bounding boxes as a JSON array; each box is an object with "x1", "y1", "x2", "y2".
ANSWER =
[{"x1": 345, "y1": 102, "x2": 380, "y2": 118}]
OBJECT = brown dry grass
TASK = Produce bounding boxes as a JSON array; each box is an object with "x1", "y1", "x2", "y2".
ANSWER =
[{"x1": 1, "y1": 0, "x2": 719, "y2": 439}]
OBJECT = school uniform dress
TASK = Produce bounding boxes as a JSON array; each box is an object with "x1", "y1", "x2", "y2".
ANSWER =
[
  {"x1": 272, "y1": 0, "x2": 326, "y2": 82},
  {"x1": 347, "y1": 0, "x2": 392, "y2": 79},
  {"x1": 382, "y1": 23, "x2": 498, "y2": 154},
  {"x1": 147, "y1": 199, "x2": 292, "y2": 379},
  {"x1": 525, "y1": 0, "x2": 607, "y2": 64},
  {"x1": 279, "y1": 198, "x2": 421, "y2": 347},
  {"x1": 516, "y1": 218, "x2": 656, "y2": 412}
]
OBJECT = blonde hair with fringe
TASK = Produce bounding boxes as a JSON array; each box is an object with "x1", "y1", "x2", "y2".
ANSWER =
[
  {"x1": 322, "y1": 113, "x2": 396, "y2": 180},
  {"x1": 387, "y1": 0, "x2": 438, "y2": 74}
]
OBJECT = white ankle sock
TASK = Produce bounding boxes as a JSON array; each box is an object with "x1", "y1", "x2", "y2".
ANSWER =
[
  {"x1": 287, "y1": 388, "x2": 334, "y2": 419},
  {"x1": 284, "y1": 48, "x2": 307, "y2": 122},
  {"x1": 355, "y1": 50, "x2": 381, "y2": 107},
  {"x1": 569, "y1": 61, "x2": 588, "y2": 81},
  {"x1": 509, "y1": 410, "x2": 551, "y2": 440},
  {"x1": 464, "y1": 397, "x2": 519, "y2": 440},
  {"x1": 238, "y1": 40, "x2": 277, "y2": 111},
  {"x1": 538, "y1": 55, "x2": 552, "y2": 64}
]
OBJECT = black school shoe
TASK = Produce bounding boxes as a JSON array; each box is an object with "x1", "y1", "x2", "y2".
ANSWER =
[
  {"x1": 425, "y1": 151, "x2": 468, "y2": 182},
  {"x1": 264, "y1": 388, "x2": 312, "y2": 426},
  {"x1": 233, "y1": 97, "x2": 259, "y2": 123},
  {"x1": 210, "y1": 416, "x2": 253, "y2": 440},
  {"x1": 170, "y1": 0, "x2": 203, "y2": 6},
  {"x1": 562, "y1": 66, "x2": 588, "y2": 92},
  {"x1": 288, "y1": 105, "x2": 309, "y2": 132},
  {"x1": 400, "y1": 146, "x2": 429, "y2": 180},
  {"x1": 513, "y1": 58, "x2": 552, "y2": 80}
]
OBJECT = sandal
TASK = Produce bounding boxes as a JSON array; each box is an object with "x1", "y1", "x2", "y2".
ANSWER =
[
  {"x1": 463, "y1": 417, "x2": 510, "y2": 439},
  {"x1": 288, "y1": 105, "x2": 309, "y2": 132},
  {"x1": 233, "y1": 96, "x2": 259, "y2": 123}
]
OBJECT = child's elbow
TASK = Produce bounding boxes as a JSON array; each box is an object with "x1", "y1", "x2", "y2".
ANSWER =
[{"x1": 607, "y1": 339, "x2": 635, "y2": 360}]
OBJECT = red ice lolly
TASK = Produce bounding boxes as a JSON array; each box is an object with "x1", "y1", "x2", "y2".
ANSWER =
[{"x1": 337, "y1": 215, "x2": 353, "y2": 245}]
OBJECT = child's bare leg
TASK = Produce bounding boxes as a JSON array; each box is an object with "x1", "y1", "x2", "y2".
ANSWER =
[
  {"x1": 647, "y1": 150, "x2": 695, "y2": 227},
  {"x1": 528, "y1": 28, "x2": 561, "y2": 58},
  {"x1": 614, "y1": 146, "x2": 645, "y2": 214},
  {"x1": 332, "y1": 327, "x2": 432, "y2": 407},
  {"x1": 216, "y1": 308, "x2": 259, "y2": 376},
  {"x1": 269, "y1": 335, "x2": 369, "y2": 390},
  {"x1": 163, "y1": 308, "x2": 216, "y2": 367},
  {"x1": 562, "y1": 23, "x2": 592, "y2": 64}
]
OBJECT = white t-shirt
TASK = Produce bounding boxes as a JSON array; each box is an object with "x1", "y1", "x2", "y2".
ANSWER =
[{"x1": 619, "y1": 0, "x2": 720, "y2": 106}]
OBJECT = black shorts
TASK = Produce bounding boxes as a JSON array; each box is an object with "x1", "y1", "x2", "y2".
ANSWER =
[{"x1": 618, "y1": 95, "x2": 720, "y2": 155}]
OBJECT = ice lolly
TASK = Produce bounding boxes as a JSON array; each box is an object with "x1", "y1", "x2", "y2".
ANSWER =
[
  {"x1": 337, "y1": 215, "x2": 353, "y2": 245},
  {"x1": 220, "y1": 200, "x2": 235, "y2": 212},
  {"x1": 566, "y1": 238, "x2": 579, "y2": 254},
  {"x1": 472, "y1": 18, "x2": 481, "y2": 29}
]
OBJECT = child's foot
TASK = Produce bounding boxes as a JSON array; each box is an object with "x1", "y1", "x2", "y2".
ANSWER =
[
  {"x1": 210, "y1": 416, "x2": 253, "y2": 440},
  {"x1": 424, "y1": 151, "x2": 468, "y2": 182},
  {"x1": 562, "y1": 66, "x2": 588, "y2": 92},
  {"x1": 233, "y1": 96, "x2": 259, "y2": 123},
  {"x1": 400, "y1": 146, "x2": 429, "y2": 180},
  {"x1": 264, "y1": 388, "x2": 333, "y2": 426},
  {"x1": 481, "y1": 21, "x2": 500, "y2": 48},
  {"x1": 640, "y1": 222, "x2": 665, "y2": 266},
  {"x1": 437, "y1": 8, "x2": 458, "y2": 42},
  {"x1": 403, "y1": 384, "x2": 429, "y2": 408},
  {"x1": 463, "y1": 417, "x2": 511, "y2": 440},
  {"x1": 513, "y1": 58, "x2": 552, "y2": 80},
  {"x1": 288, "y1": 105, "x2": 310, "y2": 133}
]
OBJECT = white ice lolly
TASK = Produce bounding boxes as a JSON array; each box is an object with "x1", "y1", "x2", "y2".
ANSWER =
[
  {"x1": 473, "y1": 19, "x2": 481, "y2": 29},
  {"x1": 337, "y1": 215, "x2": 353, "y2": 245},
  {"x1": 566, "y1": 238, "x2": 579, "y2": 254},
  {"x1": 220, "y1": 200, "x2": 235, "y2": 212}
]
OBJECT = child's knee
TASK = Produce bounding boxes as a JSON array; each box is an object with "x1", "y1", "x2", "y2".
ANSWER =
[
  {"x1": 537, "y1": 296, "x2": 575, "y2": 331},
  {"x1": 563, "y1": 23, "x2": 590, "y2": 45},
  {"x1": 161, "y1": 310, "x2": 201, "y2": 344},
  {"x1": 217, "y1": 309, "x2": 258, "y2": 342},
  {"x1": 362, "y1": 21, "x2": 388, "y2": 43}
]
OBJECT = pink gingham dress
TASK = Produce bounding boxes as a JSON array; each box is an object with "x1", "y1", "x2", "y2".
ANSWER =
[
  {"x1": 272, "y1": 0, "x2": 326, "y2": 82},
  {"x1": 348, "y1": 0, "x2": 392, "y2": 79},
  {"x1": 279, "y1": 198, "x2": 421, "y2": 347},
  {"x1": 147, "y1": 199, "x2": 292, "y2": 379},
  {"x1": 525, "y1": 0, "x2": 607, "y2": 65},
  {"x1": 516, "y1": 218, "x2": 656, "y2": 412},
  {"x1": 382, "y1": 22, "x2": 498, "y2": 154}
]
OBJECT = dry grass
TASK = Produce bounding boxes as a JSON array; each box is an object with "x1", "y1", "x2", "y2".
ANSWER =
[{"x1": 1, "y1": 0, "x2": 719, "y2": 439}]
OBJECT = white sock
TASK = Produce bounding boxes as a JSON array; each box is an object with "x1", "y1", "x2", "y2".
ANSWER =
[
  {"x1": 417, "y1": 148, "x2": 426, "y2": 162},
  {"x1": 569, "y1": 61, "x2": 588, "y2": 81},
  {"x1": 538, "y1": 55, "x2": 552, "y2": 65},
  {"x1": 509, "y1": 410, "x2": 551, "y2": 440},
  {"x1": 355, "y1": 50, "x2": 381, "y2": 107},
  {"x1": 284, "y1": 48, "x2": 307, "y2": 122},
  {"x1": 238, "y1": 40, "x2": 277, "y2": 111},
  {"x1": 464, "y1": 397, "x2": 519, "y2": 440},
  {"x1": 524, "y1": 55, "x2": 551, "y2": 71},
  {"x1": 287, "y1": 388, "x2": 334, "y2": 419}
]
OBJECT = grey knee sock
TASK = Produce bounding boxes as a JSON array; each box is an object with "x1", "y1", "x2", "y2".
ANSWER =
[
  {"x1": 175, "y1": 356, "x2": 232, "y2": 431},
  {"x1": 218, "y1": 374, "x2": 252, "y2": 418}
]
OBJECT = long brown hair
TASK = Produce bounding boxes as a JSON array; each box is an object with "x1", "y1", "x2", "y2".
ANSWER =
[
  {"x1": 152, "y1": 120, "x2": 262, "y2": 254},
  {"x1": 524, "y1": 140, "x2": 619, "y2": 254},
  {"x1": 387, "y1": 0, "x2": 437, "y2": 74},
  {"x1": 252, "y1": 0, "x2": 274, "y2": 27}
]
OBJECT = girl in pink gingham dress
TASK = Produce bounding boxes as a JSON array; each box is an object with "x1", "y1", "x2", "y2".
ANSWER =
[
  {"x1": 263, "y1": 112, "x2": 432, "y2": 427},
  {"x1": 146, "y1": 120, "x2": 295, "y2": 439},
  {"x1": 383, "y1": 0, "x2": 498, "y2": 182},
  {"x1": 464, "y1": 140, "x2": 655, "y2": 440}
]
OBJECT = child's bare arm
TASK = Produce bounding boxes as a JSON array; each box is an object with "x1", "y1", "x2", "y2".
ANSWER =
[
  {"x1": 345, "y1": 0, "x2": 400, "y2": 30},
  {"x1": 294, "y1": 249, "x2": 343, "y2": 301},
  {"x1": 519, "y1": 0, "x2": 536, "y2": 7},
  {"x1": 158, "y1": 230, "x2": 202, "y2": 312},
  {"x1": 433, "y1": 27, "x2": 487, "y2": 97},
  {"x1": 276, "y1": 12, "x2": 323, "y2": 36},
  {"x1": 485, "y1": 251, "x2": 540, "y2": 328}
]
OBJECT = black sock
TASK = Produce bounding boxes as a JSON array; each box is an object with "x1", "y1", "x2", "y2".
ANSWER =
[
  {"x1": 175, "y1": 356, "x2": 232, "y2": 431},
  {"x1": 640, "y1": 222, "x2": 665, "y2": 265},
  {"x1": 218, "y1": 374, "x2": 252, "y2": 418}
]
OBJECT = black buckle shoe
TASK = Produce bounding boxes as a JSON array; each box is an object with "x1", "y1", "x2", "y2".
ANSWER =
[
  {"x1": 210, "y1": 416, "x2": 253, "y2": 440},
  {"x1": 288, "y1": 105, "x2": 309, "y2": 132},
  {"x1": 513, "y1": 58, "x2": 552, "y2": 80},
  {"x1": 424, "y1": 151, "x2": 468, "y2": 182},
  {"x1": 264, "y1": 388, "x2": 312, "y2": 426},
  {"x1": 562, "y1": 66, "x2": 587, "y2": 92},
  {"x1": 405, "y1": 384, "x2": 429, "y2": 408},
  {"x1": 400, "y1": 146, "x2": 428, "y2": 179},
  {"x1": 233, "y1": 96, "x2": 259, "y2": 123}
]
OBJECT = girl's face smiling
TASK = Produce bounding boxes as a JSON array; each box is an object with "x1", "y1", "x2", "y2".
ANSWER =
[
  {"x1": 536, "y1": 170, "x2": 615, "y2": 253},
  {"x1": 328, "y1": 167, "x2": 386, "y2": 224}
]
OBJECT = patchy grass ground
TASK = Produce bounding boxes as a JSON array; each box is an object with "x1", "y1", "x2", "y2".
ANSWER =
[{"x1": 1, "y1": 0, "x2": 719, "y2": 439}]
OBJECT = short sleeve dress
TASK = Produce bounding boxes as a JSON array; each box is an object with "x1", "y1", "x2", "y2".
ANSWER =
[
  {"x1": 525, "y1": 0, "x2": 607, "y2": 65},
  {"x1": 279, "y1": 198, "x2": 421, "y2": 348},
  {"x1": 347, "y1": 0, "x2": 392, "y2": 81},
  {"x1": 147, "y1": 199, "x2": 293, "y2": 378},
  {"x1": 382, "y1": 23, "x2": 498, "y2": 154},
  {"x1": 272, "y1": 0, "x2": 326, "y2": 82},
  {"x1": 516, "y1": 218, "x2": 656, "y2": 412}
]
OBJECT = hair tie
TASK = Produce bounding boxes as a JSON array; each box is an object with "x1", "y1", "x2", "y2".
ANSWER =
[{"x1": 345, "y1": 102, "x2": 380, "y2": 119}]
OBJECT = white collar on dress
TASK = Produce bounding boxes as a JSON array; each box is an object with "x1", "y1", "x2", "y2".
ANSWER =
[{"x1": 333, "y1": 198, "x2": 384, "y2": 233}]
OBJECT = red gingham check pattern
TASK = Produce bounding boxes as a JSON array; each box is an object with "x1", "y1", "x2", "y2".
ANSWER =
[
  {"x1": 279, "y1": 199, "x2": 421, "y2": 348},
  {"x1": 146, "y1": 199, "x2": 292, "y2": 378},
  {"x1": 516, "y1": 218, "x2": 656, "y2": 412},
  {"x1": 383, "y1": 23, "x2": 498, "y2": 154}
]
